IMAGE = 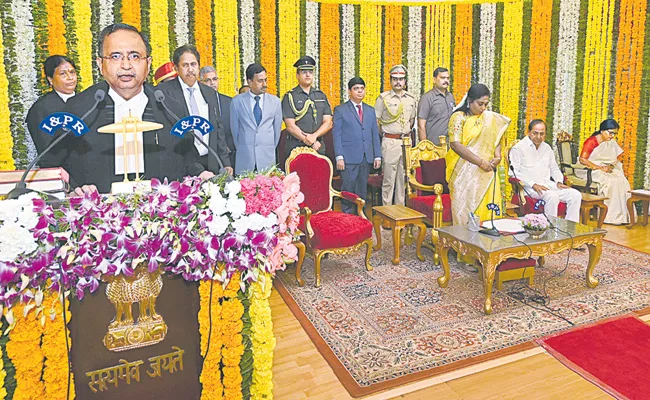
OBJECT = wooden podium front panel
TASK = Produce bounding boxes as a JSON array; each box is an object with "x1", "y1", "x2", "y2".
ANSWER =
[{"x1": 69, "y1": 275, "x2": 203, "y2": 400}]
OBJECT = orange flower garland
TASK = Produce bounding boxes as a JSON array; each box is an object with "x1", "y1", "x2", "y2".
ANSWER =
[
  {"x1": 194, "y1": 0, "x2": 213, "y2": 68},
  {"x1": 452, "y1": 4, "x2": 473, "y2": 97},
  {"x1": 214, "y1": 0, "x2": 240, "y2": 96},
  {"x1": 525, "y1": 0, "x2": 553, "y2": 123},
  {"x1": 319, "y1": 3, "x2": 340, "y2": 105},
  {"x1": 47, "y1": 0, "x2": 67, "y2": 55},
  {"x1": 199, "y1": 280, "x2": 224, "y2": 400},
  {"x1": 613, "y1": 0, "x2": 646, "y2": 186},
  {"x1": 278, "y1": 0, "x2": 301, "y2": 96},
  {"x1": 249, "y1": 274, "x2": 274, "y2": 399},
  {"x1": 121, "y1": 0, "x2": 142, "y2": 30},
  {"x1": 383, "y1": 5, "x2": 403, "y2": 92},
  {"x1": 221, "y1": 273, "x2": 244, "y2": 400},
  {"x1": 41, "y1": 294, "x2": 75, "y2": 399},
  {"x1": 6, "y1": 304, "x2": 46, "y2": 400},
  {"x1": 259, "y1": 0, "x2": 278, "y2": 95}
]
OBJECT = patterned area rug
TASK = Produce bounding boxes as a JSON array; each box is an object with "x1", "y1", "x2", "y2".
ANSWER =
[{"x1": 275, "y1": 232, "x2": 650, "y2": 397}]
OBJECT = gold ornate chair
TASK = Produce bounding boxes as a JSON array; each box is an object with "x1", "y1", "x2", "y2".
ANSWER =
[
  {"x1": 556, "y1": 131, "x2": 598, "y2": 194},
  {"x1": 285, "y1": 147, "x2": 374, "y2": 287},
  {"x1": 402, "y1": 136, "x2": 450, "y2": 264}
]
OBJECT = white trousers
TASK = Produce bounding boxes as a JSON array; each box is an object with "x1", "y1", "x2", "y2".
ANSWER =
[
  {"x1": 528, "y1": 186, "x2": 582, "y2": 223},
  {"x1": 381, "y1": 138, "x2": 405, "y2": 205}
]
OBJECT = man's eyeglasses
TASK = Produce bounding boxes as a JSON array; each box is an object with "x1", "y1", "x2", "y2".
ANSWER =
[
  {"x1": 202, "y1": 77, "x2": 219, "y2": 83},
  {"x1": 100, "y1": 53, "x2": 150, "y2": 63}
]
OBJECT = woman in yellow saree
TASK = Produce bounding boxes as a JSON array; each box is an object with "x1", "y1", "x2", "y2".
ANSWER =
[{"x1": 445, "y1": 84, "x2": 510, "y2": 228}]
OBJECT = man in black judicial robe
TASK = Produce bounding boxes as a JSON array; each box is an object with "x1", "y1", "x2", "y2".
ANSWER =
[
  {"x1": 63, "y1": 23, "x2": 197, "y2": 195},
  {"x1": 157, "y1": 45, "x2": 232, "y2": 179}
]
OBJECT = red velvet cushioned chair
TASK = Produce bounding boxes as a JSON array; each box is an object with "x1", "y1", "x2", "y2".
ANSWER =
[
  {"x1": 403, "y1": 136, "x2": 450, "y2": 264},
  {"x1": 286, "y1": 147, "x2": 374, "y2": 287},
  {"x1": 505, "y1": 140, "x2": 567, "y2": 218}
]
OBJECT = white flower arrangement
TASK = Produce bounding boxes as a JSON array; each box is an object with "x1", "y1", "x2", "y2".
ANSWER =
[
  {"x1": 305, "y1": 1, "x2": 320, "y2": 87},
  {"x1": 175, "y1": 0, "x2": 189, "y2": 46},
  {"x1": 0, "y1": 193, "x2": 40, "y2": 262},
  {"x1": 12, "y1": 0, "x2": 38, "y2": 163},
  {"x1": 239, "y1": 0, "x2": 256, "y2": 73},
  {"x1": 552, "y1": 0, "x2": 580, "y2": 145},
  {"x1": 407, "y1": 7, "x2": 422, "y2": 100},
  {"x1": 341, "y1": 4, "x2": 355, "y2": 102},
  {"x1": 479, "y1": 3, "x2": 496, "y2": 101},
  {"x1": 99, "y1": 0, "x2": 114, "y2": 30}
]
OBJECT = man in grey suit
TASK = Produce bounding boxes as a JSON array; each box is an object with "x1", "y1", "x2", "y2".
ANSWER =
[
  {"x1": 230, "y1": 63, "x2": 282, "y2": 174},
  {"x1": 333, "y1": 77, "x2": 382, "y2": 214},
  {"x1": 200, "y1": 65, "x2": 235, "y2": 168}
]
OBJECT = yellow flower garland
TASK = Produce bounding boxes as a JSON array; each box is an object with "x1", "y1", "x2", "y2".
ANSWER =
[
  {"x1": 499, "y1": 0, "x2": 523, "y2": 199},
  {"x1": 150, "y1": 0, "x2": 171, "y2": 72},
  {"x1": 383, "y1": 6, "x2": 402, "y2": 92},
  {"x1": 195, "y1": 0, "x2": 213, "y2": 68},
  {"x1": 199, "y1": 280, "x2": 224, "y2": 400},
  {"x1": 425, "y1": 4, "x2": 452, "y2": 91},
  {"x1": 278, "y1": 0, "x2": 301, "y2": 96},
  {"x1": 73, "y1": 0, "x2": 93, "y2": 90},
  {"x1": 613, "y1": 0, "x2": 646, "y2": 186},
  {"x1": 121, "y1": 0, "x2": 142, "y2": 30},
  {"x1": 47, "y1": 0, "x2": 67, "y2": 55},
  {"x1": 0, "y1": 339, "x2": 6, "y2": 400},
  {"x1": 525, "y1": 0, "x2": 553, "y2": 123},
  {"x1": 249, "y1": 274, "x2": 275, "y2": 400},
  {"x1": 452, "y1": 4, "x2": 473, "y2": 98},
  {"x1": 41, "y1": 293, "x2": 75, "y2": 399},
  {"x1": 221, "y1": 283, "x2": 244, "y2": 400},
  {"x1": 0, "y1": 26, "x2": 14, "y2": 171},
  {"x1": 359, "y1": 5, "x2": 383, "y2": 104},
  {"x1": 6, "y1": 304, "x2": 46, "y2": 400},
  {"x1": 214, "y1": 0, "x2": 241, "y2": 96},
  {"x1": 579, "y1": 0, "x2": 616, "y2": 145},
  {"x1": 319, "y1": 3, "x2": 340, "y2": 105},
  {"x1": 259, "y1": 0, "x2": 278, "y2": 95}
]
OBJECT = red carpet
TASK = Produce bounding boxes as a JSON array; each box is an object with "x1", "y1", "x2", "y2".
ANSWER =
[{"x1": 538, "y1": 315, "x2": 650, "y2": 400}]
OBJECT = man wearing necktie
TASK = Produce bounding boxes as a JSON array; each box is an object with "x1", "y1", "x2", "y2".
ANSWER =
[
  {"x1": 229, "y1": 63, "x2": 282, "y2": 174},
  {"x1": 333, "y1": 77, "x2": 382, "y2": 214},
  {"x1": 157, "y1": 45, "x2": 232, "y2": 178}
]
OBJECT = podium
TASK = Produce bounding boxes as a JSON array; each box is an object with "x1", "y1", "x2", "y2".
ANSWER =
[{"x1": 0, "y1": 171, "x2": 302, "y2": 399}]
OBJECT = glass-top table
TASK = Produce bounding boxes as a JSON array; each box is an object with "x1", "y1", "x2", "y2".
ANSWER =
[{"x1": 435, "y1": 217, "x2": 607, "y2": 314}]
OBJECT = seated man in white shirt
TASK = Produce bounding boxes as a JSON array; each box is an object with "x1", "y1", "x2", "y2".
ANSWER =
[{"x1": 509, "y1": 119, "x2": 582, "y2": 222}]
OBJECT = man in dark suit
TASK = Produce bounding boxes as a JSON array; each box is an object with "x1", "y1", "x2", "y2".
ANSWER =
[
  {"x1": 26, "y1": 55, "x2": 78, "y2": 168},
  {"x1": 157, "y1": 45, "x2": 232, "y2": 179},
  {"x1": 65, "y1": 23, "x2": 193, "y2": 195},
  {"x1": 333, "y1": 77, "x2": 382, "y2": 214},
  {"x1": 200, "y1": 65, "x2": 235, "y2": 168}
]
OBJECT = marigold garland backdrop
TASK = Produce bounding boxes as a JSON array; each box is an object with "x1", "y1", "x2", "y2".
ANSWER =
[{"x1": 1, "y1": 0, "x2": 648, "y2": 187}]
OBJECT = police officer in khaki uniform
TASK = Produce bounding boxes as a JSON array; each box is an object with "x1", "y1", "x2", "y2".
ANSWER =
[
  {"x1": 282, "y1": 56, "x2": 333, "y2": 156},
  {"x1": 375, "y1": 64, "x2": 417, "y2": 206}
]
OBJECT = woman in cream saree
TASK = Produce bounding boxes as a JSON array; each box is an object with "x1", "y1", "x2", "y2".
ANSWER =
[{"x1": 445, "y1": 84, "x2": 510, "y2": 227}]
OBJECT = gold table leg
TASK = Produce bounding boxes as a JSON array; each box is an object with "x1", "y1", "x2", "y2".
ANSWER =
[
  {"x1": 482, "y1": 258, "x2": 497, "y2": 315},
  {"x1": 392, "y1": 224, "x2": 402, "y2": 265},
  {"x1": 372, "y1": 214, "x2": 382, "y2": 251},
  {"x1": 627, "y1": 197, "x2": 637, "y2": 229},
  {"x1": 596, "y1": 203, "x2": 608, "y2": 228},
  {"x1": 414, "y1": 222, "x2": 426, "y2": 262},
  {"x1": 585, "y1": 240, "x2": 602, "y2": 288},
  {"x1": 437, "y1": 244, "x2": 450, "y2": 288}
]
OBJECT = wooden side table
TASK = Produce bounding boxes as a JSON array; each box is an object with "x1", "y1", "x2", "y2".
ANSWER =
[
  {"x1": 627, "y1": 190, "x2": 650, "y2": 229},
  {"x1": 580, "y1": 193, "x2": 608, "y2": 228},
  {"x1": 372, "y1": 205, "x2": 426, "y2": 265}
]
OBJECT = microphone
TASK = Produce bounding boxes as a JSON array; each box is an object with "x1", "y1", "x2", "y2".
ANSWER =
[
  {"x1": 6, "y1": 89, "x2": 105, "y2": 200},
  {"x1": 154, "y1": 90, "x2": 232, "y2": 180},
  {"x1": 479, "y1": 167, "x2": 501, "y2": 237},
  {"x1": 508, "y1": 163, "x2": 555, "y2": 229}
]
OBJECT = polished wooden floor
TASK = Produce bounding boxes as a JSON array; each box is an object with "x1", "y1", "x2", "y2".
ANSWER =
[{"x1": 271, "y1": 221, "x2": 650, "y2": 399}]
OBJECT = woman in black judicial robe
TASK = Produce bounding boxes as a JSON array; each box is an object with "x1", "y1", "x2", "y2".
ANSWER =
[{"x1": 25, "y1": 55, "x2": 78, "y2": 168}]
